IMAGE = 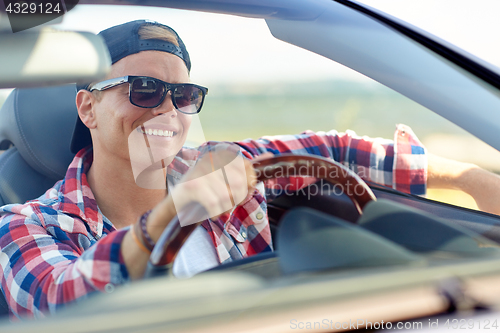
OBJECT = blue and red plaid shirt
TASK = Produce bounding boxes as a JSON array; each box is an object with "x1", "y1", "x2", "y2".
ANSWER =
[{"x1": 0, "y1": 124, "x2": 426, "y2": 319}]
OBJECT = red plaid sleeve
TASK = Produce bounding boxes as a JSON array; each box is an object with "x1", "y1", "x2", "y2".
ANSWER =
[
  {"x1": 0, "y1": 207, "x2": 129, "y2": 319},
  {"x1": 392, "y1": 124, "x2": 427, "y2": 194},
  {"x1": 236, "y1": 124, "x2": 427, "y2": 195}
]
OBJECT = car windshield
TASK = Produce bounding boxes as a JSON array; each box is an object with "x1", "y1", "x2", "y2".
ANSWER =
[
  {"x1": 2, "y1": 2, "x2": 500, "y2": 330},
  {"x1": 359, "y1": 0, "x2": 500, "y2": 70}
]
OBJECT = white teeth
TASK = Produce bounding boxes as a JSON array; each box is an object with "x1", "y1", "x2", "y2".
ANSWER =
[{"x1": 137, "y1": 127, "x2": 174, "y2": 137}]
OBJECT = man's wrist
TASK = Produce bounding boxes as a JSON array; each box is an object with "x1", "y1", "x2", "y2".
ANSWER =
[{"x1": 146, "y1": 196, "x2": 178, "y2": 243}]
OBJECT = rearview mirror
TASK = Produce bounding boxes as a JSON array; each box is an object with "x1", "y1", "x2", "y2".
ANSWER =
[{"x1": 0, "y1": 27, "x2": 110, "y2": 88}]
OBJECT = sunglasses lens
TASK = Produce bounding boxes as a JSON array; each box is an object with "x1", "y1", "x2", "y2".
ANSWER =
[
  {"x1": 130, "y1": 78, "x2": 165, "y2": 107},
  {"x1": 173, "y1": 85, "x2": 204, "y2": 114}
]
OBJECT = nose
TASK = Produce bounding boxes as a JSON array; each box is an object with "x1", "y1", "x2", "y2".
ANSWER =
[{"x1": 151, "y1": 91, "x2": 177, "y2": 118}]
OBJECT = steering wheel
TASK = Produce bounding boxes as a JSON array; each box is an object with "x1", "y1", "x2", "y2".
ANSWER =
[{"x1": 144, "y1": 154, "x2": 376, "y2": 278}]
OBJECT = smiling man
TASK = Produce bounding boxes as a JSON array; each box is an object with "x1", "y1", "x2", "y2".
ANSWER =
[{"x1": 1, "y1": 19, "x2": 500, "y2": 319}]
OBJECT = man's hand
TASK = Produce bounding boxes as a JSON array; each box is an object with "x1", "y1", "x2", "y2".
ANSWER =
[
  {"x1": 123, "y1": 149, "x2": 263, "y2": 280},
  {"x1": 171, "y1": 149, "x2": 256, "y2": 224}
]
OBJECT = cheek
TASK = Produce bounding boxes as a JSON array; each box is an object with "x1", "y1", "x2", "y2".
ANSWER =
[
  {"x1": 179, "y1": 115, "x2": 192, "y2": 137},
  {"x1": 97, "y1": 95, "x2": 134, "y2": 128},
  {"x1": 118, "y1": 108, "x2": 147, "y2": 139}
]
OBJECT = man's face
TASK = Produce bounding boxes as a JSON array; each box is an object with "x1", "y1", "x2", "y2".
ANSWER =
[{"x1": 90, "y1": 50, "x2": 192, "y2": 165}]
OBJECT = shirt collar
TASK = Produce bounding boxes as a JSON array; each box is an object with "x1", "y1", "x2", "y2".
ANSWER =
[{"x1": 58, "y1": 147, "x2": 104, "y2": 238}]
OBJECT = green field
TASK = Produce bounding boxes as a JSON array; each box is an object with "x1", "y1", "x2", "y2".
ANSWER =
[{"x1": 198, "y1": 80, "x2": 463, "y2": 142}]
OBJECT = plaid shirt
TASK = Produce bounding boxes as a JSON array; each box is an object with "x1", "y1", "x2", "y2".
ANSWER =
[{"x1": 0, "y1": 124, "x2": 426, "y2": 318}]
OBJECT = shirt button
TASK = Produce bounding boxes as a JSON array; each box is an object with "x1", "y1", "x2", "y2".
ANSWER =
[
  {"x1": 241, "y1": 231, "x2": 247, "y2": 239},
  {"x1": 104, "y1": 283, "x2": 115, "y2": 293},
  {"x1": 256, "y1": 212, "x2": 264, "y2": 220}
]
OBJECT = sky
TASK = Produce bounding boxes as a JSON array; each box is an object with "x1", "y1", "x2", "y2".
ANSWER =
[
  {"x1": 360, "y1": 0, "x2": 500, "y2": 67},
  {"x1": 28, "y1": 0, "x2": 500, "y2": 86}
]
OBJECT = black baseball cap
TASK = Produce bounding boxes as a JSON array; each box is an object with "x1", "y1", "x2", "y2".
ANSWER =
[{"x1": 71, "y1": 20, "x2": 191, "y2": 154}]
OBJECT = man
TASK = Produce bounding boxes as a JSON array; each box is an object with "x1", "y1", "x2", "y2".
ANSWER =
[{"x1": 1, "y1": 20, "x2": 499, "y2": 319}]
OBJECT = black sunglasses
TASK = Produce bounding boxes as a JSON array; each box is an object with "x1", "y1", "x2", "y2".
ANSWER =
[{"x1": 87, "y1": 76, "x2": 208, "y2": 114}]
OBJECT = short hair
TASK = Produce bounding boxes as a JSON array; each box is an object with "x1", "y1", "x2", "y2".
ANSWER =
[{"x1": 138, "y1": 25, "x2": 180, "y2": 46}]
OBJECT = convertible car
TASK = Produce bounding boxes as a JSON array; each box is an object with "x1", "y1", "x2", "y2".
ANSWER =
[{"x1": 0, "y1": 0, "x2": 500, "y2": 332}]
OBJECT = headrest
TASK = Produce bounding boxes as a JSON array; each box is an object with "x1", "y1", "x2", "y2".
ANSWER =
[{"x1": 0, "y1": 85, "x2": 77, "y2": 180}]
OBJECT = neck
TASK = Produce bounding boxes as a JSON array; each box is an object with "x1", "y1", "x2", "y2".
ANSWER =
[{"x1": 87, "y1": 151, "x2": 167, "y2": 229}]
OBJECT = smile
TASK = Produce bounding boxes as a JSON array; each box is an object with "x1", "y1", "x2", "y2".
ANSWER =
[{"x1": 137, "y1": 127, "x2": 176, "y2": 137}]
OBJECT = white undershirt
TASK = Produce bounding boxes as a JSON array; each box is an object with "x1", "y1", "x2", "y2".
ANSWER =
[{"x1": 172, "y1": 225, "x2": 220, "y2": 279}]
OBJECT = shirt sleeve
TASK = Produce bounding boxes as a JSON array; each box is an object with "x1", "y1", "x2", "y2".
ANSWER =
[
  {"x1": 0, "y1": 207, "x2": 129, "y2": 319},
  {"x1": 236, "y1": 124, "x2": 427, "y2": 195}
]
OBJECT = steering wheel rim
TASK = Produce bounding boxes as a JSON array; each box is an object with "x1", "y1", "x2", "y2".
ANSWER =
[
  {"x1": 253, "y1": 154, "x2": 376, "y2": 214},
  {"x1": 144, "y1": 154, "x2": 376, "y2": 278}
]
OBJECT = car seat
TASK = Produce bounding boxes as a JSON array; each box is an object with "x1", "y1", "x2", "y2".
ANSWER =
[
  {"x1": 0, "y1": 85, "x2": 78, "y2": 316},
  {"x1": 0, "y1": 85, "x2": 77, "y2": 205}
]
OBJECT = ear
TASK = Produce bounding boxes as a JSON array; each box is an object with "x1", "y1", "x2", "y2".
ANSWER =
[{"x1": 76, "y1": 90, "x2": 98, "y2": 129}]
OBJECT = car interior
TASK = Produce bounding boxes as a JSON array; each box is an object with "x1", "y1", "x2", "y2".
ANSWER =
[{"x1": 2, "y1": 1, "x2": 500, "y2": 327}]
